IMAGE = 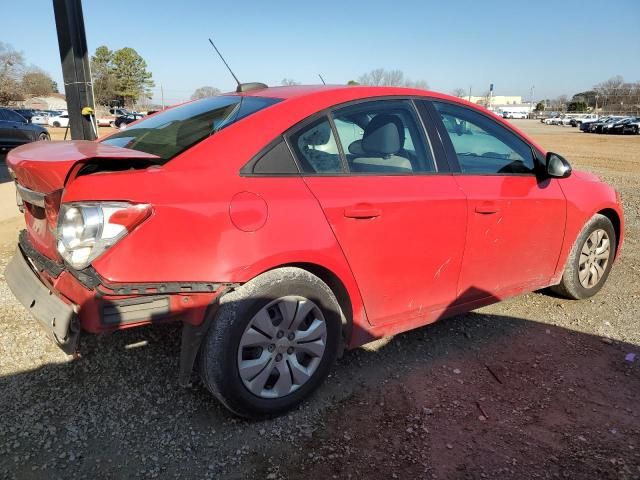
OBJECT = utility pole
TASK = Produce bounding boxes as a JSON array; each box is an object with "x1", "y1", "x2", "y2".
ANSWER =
[
  {"x1": 489, "y1": 83, "x2": 494, "y2": 110},
  {"x1": 161, "y1": 84, "x2": 165, "y2": 110},
  {"x1": 52, "y1": 0, "x2": 96, "y2": 140},
  {"x1": 529, "y1": 85, "x2": 535, "y2": 116},
  {"x1": 468, "y1": 85, "x2": 472, "y2": 102}
]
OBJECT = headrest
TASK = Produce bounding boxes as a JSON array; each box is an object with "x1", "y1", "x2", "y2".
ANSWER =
[
  {"x1": 362, "y1": 114, "x2": 404, "y2": 156},
  {"x1": 302, "y1": 122, "x2": 331, "y2": 146}
]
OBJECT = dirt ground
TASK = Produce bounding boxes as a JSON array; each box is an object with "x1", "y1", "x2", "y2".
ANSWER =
[{"x1": 0, "y1": 121, "x2": 638, "y2": 479}]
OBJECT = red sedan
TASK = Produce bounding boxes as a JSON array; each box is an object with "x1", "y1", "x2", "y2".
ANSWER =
[{"x1": 5, "y1": 85, "x2": 624, "y2": 417}]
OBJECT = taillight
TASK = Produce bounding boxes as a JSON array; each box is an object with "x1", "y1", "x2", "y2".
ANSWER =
[{"x1": 57, "y1": 202, "x2": 152, "y2": 269}]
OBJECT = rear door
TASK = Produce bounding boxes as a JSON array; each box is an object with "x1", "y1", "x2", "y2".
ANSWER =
[
  {"x1": 289, "y1": 99, "x2": 468, "y2": 326},
  {"x1": 427, "y1": 100, "x2": 566, "y2": 302}
]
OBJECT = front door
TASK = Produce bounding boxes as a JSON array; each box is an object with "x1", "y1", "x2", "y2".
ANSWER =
[
  {"x1": 288, "y1": 99, "x2": 467, "y2": 326},
  {"x1": 430, "y1": 100, "x2": 566, "y2": 302}
]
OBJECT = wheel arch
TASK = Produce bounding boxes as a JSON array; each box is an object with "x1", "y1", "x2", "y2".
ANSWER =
[
  {"x1": 598, "y1": 208, "x2": 621, "y2": 256},
  {"x1": 276, "y1": 262, "x2": 353, "y2": 347}
]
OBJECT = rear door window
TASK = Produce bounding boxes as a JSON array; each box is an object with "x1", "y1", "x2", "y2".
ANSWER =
[{"x1": 332, "y1": 100, "x2": 435, "y2": 174}]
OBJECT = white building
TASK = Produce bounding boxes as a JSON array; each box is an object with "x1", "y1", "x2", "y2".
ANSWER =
[{"x1": 465, "y1": 95, "x2": 523, "y2": 106}]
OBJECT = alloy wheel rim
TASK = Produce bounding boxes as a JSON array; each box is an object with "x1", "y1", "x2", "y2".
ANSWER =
[
  {"x1": 578, "y1": 229, "x2": 610, "y2": 289},
  {"x1": 237, "y1": 296, "x2": 327, "y2": 399}
]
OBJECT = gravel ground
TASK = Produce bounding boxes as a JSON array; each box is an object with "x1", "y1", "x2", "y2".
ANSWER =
[{"x1": 0, "y1": 121, "x2": 638, "y2": 479}]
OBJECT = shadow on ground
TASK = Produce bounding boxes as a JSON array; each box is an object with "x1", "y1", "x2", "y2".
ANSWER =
[{"x1": 1, "y1": 309, "x2": 638, "y2": 479}]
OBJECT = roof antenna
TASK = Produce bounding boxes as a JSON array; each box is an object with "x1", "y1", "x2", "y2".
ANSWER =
[
  {"x1": 207, "y1": 39, "x2": 267, "y2": 93},
  {"x1": 318, "y1": 74, "x2": 326, "y2": 85},
  {"x1": 208, "y1": 38, "x2": 241, "y2": 90}
]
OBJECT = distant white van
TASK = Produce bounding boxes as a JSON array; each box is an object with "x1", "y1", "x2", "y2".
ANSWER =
[{"x1": 502, "y1": 111, "x2": 528, "y2": 119}]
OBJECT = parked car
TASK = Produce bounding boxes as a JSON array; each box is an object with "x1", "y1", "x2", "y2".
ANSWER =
[
  {"x1": 622, "y1": 118, "x2": 640, "y2": 135},
  {"x1": 570, "y1": 114, "x2": 598, "y2": 127},
  {"x1": 0, "y1": 108, "x2": 50, "y2": 150},
  {"x1": 502, "y1": 111, "x2": 528, "y2": 119},
  {"x1": 48, "y1": 114, "x2": 70, "y2": 128},
  {"x1": 543, "y1": 115, "x2": 563, "y2": 125},
  {"x1": 97, "y1": 116, "x2": 116, "y2": 127},
  {"x1": 30, "y1": 112, "x2": 50, "y2": 125},
  {"x1": 9, "y1": 108, "x2": 36, "y2": 123},
  {"x1": 591, "y1": 116, "x2": 625, "y2": 134},
  {"x1": 5, "y1": 85, "x2": 624, "y2": 418},
  {"x1": 607, "y1": 117, "x2": 639, "y2": 135},
  {"x1": 580, "y1": 117, "x2": 602, "y2": 131},
  {"x1": 114, "y1": 112, "x2": 144, "y2": 129}
]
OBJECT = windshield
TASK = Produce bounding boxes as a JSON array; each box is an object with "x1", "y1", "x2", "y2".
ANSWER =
[{"x1": 100, "y1": 95, "x2": 281, "y2": 162}]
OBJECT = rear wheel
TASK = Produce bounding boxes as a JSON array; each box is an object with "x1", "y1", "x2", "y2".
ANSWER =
[
  {"x1": 37, "y1": 133, "x2": 49, "y2": 141},
  {"x1": 551, "y1": 214, "x2": 616, "y2": 299},
  {"x1": 52, "y1": 121, "x2": 61, "y2": 128},
  {"x1": 199, "y1": 267, "x2": 341, "y2": 418}
]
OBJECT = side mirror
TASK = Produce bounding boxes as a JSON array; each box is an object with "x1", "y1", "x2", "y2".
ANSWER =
[{"x1": 546, "y1": 152, "x2": 572, "y2": 178}]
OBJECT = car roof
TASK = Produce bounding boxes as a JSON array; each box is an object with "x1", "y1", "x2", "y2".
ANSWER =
[{"x1": 237, "y1": 84, "x2": 456, "y2": 102}]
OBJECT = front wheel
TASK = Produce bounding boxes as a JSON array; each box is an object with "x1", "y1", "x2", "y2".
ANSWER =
[
  {"x1": 37, "y1": 133, "x2": 50, "y2": 141},
  {"x1": 551, "y1": 214, "x2": 616, "y2": 299},
  {"x1": 199, "y1": 267, "x2": 342, "y2": 418}
]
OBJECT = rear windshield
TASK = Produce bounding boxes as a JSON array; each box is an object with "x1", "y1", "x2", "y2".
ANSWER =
[{"x1": 100, "y1": 95, "x2": 281, "y2": 162}]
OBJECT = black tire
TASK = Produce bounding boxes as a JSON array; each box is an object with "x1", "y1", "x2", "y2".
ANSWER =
[
  {"x1": 551, "y1": 214, "x2": 616, "y2": 300},
  {"x1": 52, "y1": 121, "x2": 61, "y2": 128},
  {"x1": 199, "y1": 267, "x2": 342, "y2": 418},
  {"x1": 37, "y1": 133, "x2": 50, "y2": 141}
]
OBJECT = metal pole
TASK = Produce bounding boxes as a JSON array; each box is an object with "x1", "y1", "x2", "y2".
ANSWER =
[
  {"x1": 161, "y1": 85, "x2": 165, "y2": 110},
  {"x1": 52, "y1": 0, "x2": 96, "y2": 140},
  {"x1": 529, "y1": 85, "x2": 535, "y2": 116}
]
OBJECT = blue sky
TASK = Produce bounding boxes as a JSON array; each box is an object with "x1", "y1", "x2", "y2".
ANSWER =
[{"x1": 4, "y1": 0, "x2": 640, "y2": 104}]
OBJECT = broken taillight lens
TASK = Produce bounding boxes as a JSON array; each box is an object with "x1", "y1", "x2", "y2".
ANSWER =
[{"x1": 56, "y1": 202, "x2": 152, "y2": 269}]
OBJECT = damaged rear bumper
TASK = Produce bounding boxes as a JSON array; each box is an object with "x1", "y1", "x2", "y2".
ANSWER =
[
  {"x1": 5, "y1": 247, "x2": 80, "y2": 354},
  {"x1": 4, "y1": 231, "x2": 234, "y2": 354}
]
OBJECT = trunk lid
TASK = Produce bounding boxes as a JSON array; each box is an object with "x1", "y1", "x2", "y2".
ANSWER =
[
  {"x1": 7, "y1": 140, "x2": 160, "y2": 193},
  {"x1": 7, "y1": 140, "x2": 160, "y2": 261}
]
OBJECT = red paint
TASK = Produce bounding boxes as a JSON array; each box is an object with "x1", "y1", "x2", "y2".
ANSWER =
[
  {"x1": 453, "y1": 176, "x2": 566, "y2": 301},
  {"x1": 6, "y1": 85, "x2": 624, "y2": 349},
  {"x1": 229, "y1": 192, "x2": 268, "y2": 232}
]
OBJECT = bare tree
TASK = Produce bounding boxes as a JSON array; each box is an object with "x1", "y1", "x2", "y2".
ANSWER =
[
  {"x1": 593, "y1": 75, "x2": 640, "y2": 113},
  {"x1": 0, "y1": 42, "x2": 25, "y2": 104},
  {"x1": 190, "y1": 86, "x2": 221, "y2": 100},
  {"x1": 451, "y1": 88, "x2": 467, "y2": 98},
  {"x1": 384, "y1": 70, "x2": 404, "y2": 86},
  {"x1": 281, "y1": 78, "x2": 300, "y2": 86},
  {"x1": 358, "y1": 68, "x2": 386, "y2": 86},
  {"x1": 21, "y1": 68, "x2": 55, "y2": 97},
  {"x1": 403, "y1": 79, "x2": 428, "y2": 90},
  {"x1": 358, "y1": 68, "x2": 428, "y2": 89},
  {"x1": 595, "y1": 75, "x2": 625, "y2": 97}
]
